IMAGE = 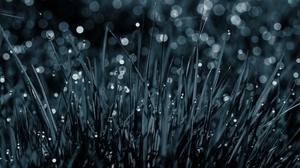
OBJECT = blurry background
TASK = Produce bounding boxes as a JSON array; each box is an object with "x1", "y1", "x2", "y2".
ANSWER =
[{"x1": 1, "y1": 0, "x2": 300, "y2": 96}]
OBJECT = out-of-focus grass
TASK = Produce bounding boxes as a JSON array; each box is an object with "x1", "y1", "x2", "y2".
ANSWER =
[{"x1": 0, "y1": 1, "x2": 300, "y2": 167}]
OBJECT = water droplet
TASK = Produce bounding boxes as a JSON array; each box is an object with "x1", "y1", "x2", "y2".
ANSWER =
[
  {"x1": 52, "y1": 158, "x2": 57, "y2": 163},
  {"x1": 223, "y1": 95, "x2": 230, "y2": 101},
  {"x1": 46, "y1": 30, "x2": 55, "y2": 40},
  {"x1": 112, "y1": 110, "x2": 117, "y2": 116},
  {"x1": 227, "y1": 30, "x2": 231, "y2": 36},
  {"x1": 0, "y1": 76, "x2": 5, "y2": 83},
  {"x1": 51, "y1": 108, "x2": 56, "y2": 114},
  {"x1": 76, "y1": 26, "x2": 84, "y2": 34},
  {"x1": 135, "y1": 22, "x2": 140, "y2": 27},
  {"x1": 121, "y1": 37, "x2": 129, "y2": 46}
]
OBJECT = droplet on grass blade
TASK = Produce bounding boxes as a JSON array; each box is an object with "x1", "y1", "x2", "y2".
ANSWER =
[
  {"x1": 121, "y1": 37, "x2": 129, "y2": 46},
  {"x1": 46, "y1": 30, "x2": 55, "y2": 40},
  {"x1": 0, "y1": 76, "x2": 5, "y2": 83}
]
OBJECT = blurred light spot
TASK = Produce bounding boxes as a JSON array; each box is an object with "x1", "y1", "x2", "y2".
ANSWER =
[
  {"x1": 213, "y1": 4, "x2": 225, "y2": 16},
  {"x1": 206, "y1": 37, "x2": 215, "y2": 46},
  {"x1": 236, "y1": 2, "x2": 250, "y2": 13},
  {"x1": 251, "y1": 36, "x2": 259, "y2": 43},
  {"x1": 109, "y1": 83, "x2": 115, "y2": 89},
  {"x1": 81, "y1": 7, "x2": 92, "y2": 17},
  {"x1": 135, "y1": 22, "x2": 140, "y2": 27},
  {"x1": 77, "y1": 40, "x2": 88, "y2": 50},
  {"x1": 230, "y1": 15, "x2": 241, "y2": 26},
  {"x1": 118, "y1": 74, "x2": 124, "y2": 79},
  {"x1": 108, "y1": 37, "x2": 117, "y2": 46},
  {"x1": 170, "y1": 5, "x2": 182, "y2": 18},
  {"x1": 241, "y1": 27, "x2": 251, "y2": 37},
  {"x1": 176, "y1": 68, "x2": 184, "y2": 75},
  {"x1": 259, "y1": 75, "x2": 267, "y2": 84},
  {"x1": 203, "y1": 0, "x2": 213, "y2": 11},
  {"x1": 52, "y1": 158, "x2": 57, "y2": 163},
  {"x1": 121, "y1": 37, "x2": 129, "y2": 46},
  {"x1": 113, "y1": 0, "x2": 122, "y2": 9},
  {"x1": 119, "y1": 59, "x2": 125, "y2": 65},
  {"x1": 3, "y1": 53, "x2": 10, "y2": 60},
  {"x1": 293, "y1": 72, "x2": 299, "y2": 78},
  {"x1": 51, "y1": 108, "x2": 56, "y2": 114},
  {"x1": 76, "y1": 26, "x2": 84, "y2": 34},
  {"x1": 72, "y1": 73, "x2": 79, "y2": 80},
  {"x1": 177, "y1": 35, "x2": 186, "y2": 45},
  {"x1": 247, "y1": 83, "x2": 254, "y2": 90},
  {"x1": 164, "y1": 0, "x2": 174, "y2": 5},
  {"x1": 295, "y1": 79, "x2": 300, "y2": 85},
  {"x1": 156, "y1": 34, "x2": 168, "y2": 42},
  {"x1": 272, "y1": 80, "x2": 278, "y2": 86},
  {"x1": 262, "y1": 31, "x2": 271, "y2": 41},
  {"x1": 284, "y1": 27, "x2": 293, "y2": 36},
  {"x1": 200, "y1": 33, "x2": 208, "y2": 41},
  {"x1": 252, "y1": 47, "x2": 261, "y2": 56},
  {"x1": 23, "y1": 93, "x2": 27, "y2": 98},
  {"x1": 174, "y1": 19, "x2": 182, "y2": 27},
  {"x1": 59, "y1": 22, "x2": 69, "y2": 32},
  {"x1": 25, "y1": 41, "x2": 32, "y2": 48},
  {"x1": 223, "y1": 94, "x2": 230, "y2": 101},
  {"x1": 170, "y1": 42, "x2": 178, "y2": 49},
  {"x1": 274, "y1": 23, "x2": 282, "y2": 30},
  {"x1": 278, "y1": 62, "x2": 285, "y2": 70},
  {"x1": 55, "y1": 37, "x2": 65, "y2": 46},
  {"x1": 251, "y1": 6, "x2": 262, "y2": 17},
  {"x1": 212, "y1": 44, "x2": 220, "y2": 53},
  {"x1": 207, "y1": 62, "x2": 215, "y2": 69},
  {"x1": 36, "y1": 66, "x2": 45, "y2": 73},
  {"x1": 38, "y1": 19, "x2": 48, "y2": 29},
  {"x1": 237, "y1": 49, "x2": 247, "y2": 60},
  {"x1": 26, "y1": 20, "x2": 35, "y2": 29},
  {"x1": 286, "y1": 42, "x2": 295, "y2": 50},
  {"x1": 24, "y1": 0, "x2": 34, "y2": 6},
  {"x1": 118, "y1": 66, "x2": 126, "y2": 75},
  {"x1": 133, "y1": 6, "x2": 143, "y2": 16},
  {"x1": 46, "y1": 30, "x2": 55, "y2": 40},
  {"x1": 59, "y1": 46, "x2": 68, "y2": 55},
  {"x1": 296, "y1": 58, "x2": 300, "y2": 63},
  {"x1": 0, "y1": 76, "x2": 5, "y2": 83},
  {"x1": 167, "y1": 77, "x2": 173, "y2": 83},
  {"x1": 264, "y1": 57, "x2": 276, "y2": 66},
  {"x1": 89, "y1": 1, "x2": 100, "y2": 12},
  {"x1": 43, "y1": 10, "x2": 52, "y2": 20}
]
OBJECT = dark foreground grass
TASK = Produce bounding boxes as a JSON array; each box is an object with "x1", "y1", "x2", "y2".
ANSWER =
[{"x1": 0, "y1": 2, "x2": 300, "y2": 168}]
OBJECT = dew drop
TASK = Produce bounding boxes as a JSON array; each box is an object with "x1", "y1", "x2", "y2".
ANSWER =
[
  {"x1": 0, "y1": 76, "x2": 5, "y2": 83},
  {"x1": 76, "y1": 26, "x2": 84, "y2": 34},
  {"x1": 46, "y1": 30, "x2": 55, "y2": 40}
]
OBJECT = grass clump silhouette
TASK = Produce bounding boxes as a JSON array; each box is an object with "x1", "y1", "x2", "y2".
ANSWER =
[{"x1": 0, "y1": 1, "x2": 299, "y2": 167}]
